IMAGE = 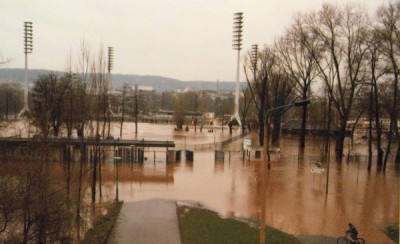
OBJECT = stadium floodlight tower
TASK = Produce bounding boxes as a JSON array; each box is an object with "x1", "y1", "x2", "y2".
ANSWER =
[
  {"x1": 107, "y1": 47, "x2": 114, "y2": 135},
  {"x1": 20, "y1": 21, "x2": 33, "y2": 116},
  {"x1": 251, "y1": 44, "x2": 258, "y2": 79},
  {"x1": 107, "y1": 47, "x2": 114, "y2": 91},
  {"x1": 231, "y1": 12, "x2": 243, "y2": 127}
]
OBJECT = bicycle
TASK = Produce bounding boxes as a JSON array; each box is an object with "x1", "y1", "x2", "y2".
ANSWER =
[{"x1": 336, "y1": 235, "x2": 366, "y2": 244}]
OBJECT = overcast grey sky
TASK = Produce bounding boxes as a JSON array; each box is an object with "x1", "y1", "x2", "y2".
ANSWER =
[{"x1": 0, "y1": 0, "x2": 385, "y2": 81}]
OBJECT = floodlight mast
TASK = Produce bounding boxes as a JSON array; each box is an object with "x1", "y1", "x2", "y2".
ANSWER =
[
  {"x1": 231, "y1": 12, "x2": 243, "y2": 127},
  {"x1": 251, "y1": 44, "x2": 258, "y2": 88},
  {"x1": 20, "y1": 21, "x2": 33, "y2": 116},
  {"x1": 107, "y1": 47, "x2": 114, "y2": 91},
  {"x1": 107, "y1": 47, "x2": 114, "y2": 136}
]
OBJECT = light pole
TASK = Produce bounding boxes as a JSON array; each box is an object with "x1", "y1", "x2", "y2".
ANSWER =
[
  {"x1": 231, "y1": 12, "x2": 243, "y2": 127},
  {"x1": 107, "y1": 47, "x2": 114, "y2": 90},
  {"x1": 251, "y1": 44, "x2": 258, "y2": 76},
  {"x1": 107, "y1": 47, "x2": 114, "y2": 136},
  {"x1": 20, "y1": 21, "x2": 33, "y2": 116},
  {"x1": 259, "y1": 99, "x2": 310, "y2": 244},
  {"x1": 114, "y1": 142, "x2": 121, "y2": 202}
]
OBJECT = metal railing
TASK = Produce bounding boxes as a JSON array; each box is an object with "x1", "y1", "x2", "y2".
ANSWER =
[{"x1": 175, "y1": 133, "x2": 247, "y2": 151}]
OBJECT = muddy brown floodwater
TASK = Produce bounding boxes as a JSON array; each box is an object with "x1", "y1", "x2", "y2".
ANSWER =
[
  {"x1": 4, "y1": 122, "x2": 397, "y2": 243},
  {"x1": 94, "y1": 123, "x2": 400, "y2": 243}
]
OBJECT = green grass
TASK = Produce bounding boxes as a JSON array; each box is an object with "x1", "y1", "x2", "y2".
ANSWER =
[
  {"x1": 178, "y1": 205, "x2": 301, "y2": 244},
  {"x1": 80, "y1": 201, "x2": 123, "y2": 244},
  {"x1": 383, "y1": 223, "x2": 399, "y2": 243}
]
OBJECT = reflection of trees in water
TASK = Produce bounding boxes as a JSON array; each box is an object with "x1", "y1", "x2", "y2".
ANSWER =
[
  {"x1": 0, "y1": 142, "x2": 95, "y2": 243},
  {"x1": 240, "y1": 143, "x2": 398, "y2": 242}
]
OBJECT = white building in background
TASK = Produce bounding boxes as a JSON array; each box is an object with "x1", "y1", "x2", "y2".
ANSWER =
[{"x1": 132, "y1": 85, "x2": 154, "y2": 92}]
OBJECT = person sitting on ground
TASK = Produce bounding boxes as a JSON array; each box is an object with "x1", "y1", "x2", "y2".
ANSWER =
[{"x1": 346, "y1": 223, "x2": 358, "y2": 242}]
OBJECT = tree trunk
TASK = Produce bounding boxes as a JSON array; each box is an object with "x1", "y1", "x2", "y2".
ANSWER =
[
  {"x1": 395, "y1": 144, "x2": 400, "y2": 163},
  {"x1": 335, "y1": 122, "x2": 347, "y2": 161},
  {"x1": 384, "y1": 126, "x2": 393, "y2": 168},
  {"x1": 271, "y1": 113, "x2": 281, "y2": 145},
  {"x1": 120, "y1": 93, "x2": 125, "y2": 138},
  {"x1": 394, "y1": 122, "x2": 400, "y2": 164},
  {"x1": 324, "y1": 95, "x2": 332, "y2": 161},
  {"x1": 76, "y1": 140, "x2": 85, "y2": 240},
  {"x1": 373, "y1": 82, "x2": 384, "y2": 169},
  {"x1": 299, "y1": 92, "x2": 308, "y2": 148},
  {"x1": 367, "y1": 86, "x2": 373, "y2": 171},
  {"x1": 259, "y1": 109, "x2": 264, "y2": 146}
]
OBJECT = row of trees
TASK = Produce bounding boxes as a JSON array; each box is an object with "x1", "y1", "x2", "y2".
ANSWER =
[
  {"x1": 0, "y1": 83, "x2": 23, "y2": 120},
  {"x1": 27, "y1": 77, "x2": 235, "y2": 135},
  {"x1": 242, "y1": 2, "x2": 400, "y2": 169},
  {"x1": 0, "y1": 44, "x2": 116, "y2": 241}
]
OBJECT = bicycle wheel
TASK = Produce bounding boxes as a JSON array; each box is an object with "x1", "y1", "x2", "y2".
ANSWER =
[
  {"x1": 356, "y1": 238, "x2": 366, "y2": 244},
  {"x1": 337, "y1": 236, "x2": 349, "y2": 244}
]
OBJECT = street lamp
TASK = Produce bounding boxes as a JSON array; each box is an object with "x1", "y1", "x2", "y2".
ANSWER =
[
  {"x1": 114, "y1": 143, "x2": 121, "y2": 202},
  {"x1": 231, "y1": 12, "x2": 243, "y2": 127},
  {"x1": 259, "y1": 98, "x2": 310, "y2": 244},
  {"x1": 20, "y1": 21, "x2": 33, "y2": 116}
]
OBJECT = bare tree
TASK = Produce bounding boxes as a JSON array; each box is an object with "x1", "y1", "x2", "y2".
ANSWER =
[
  {"x1": 375, "y1": 2, "x2": 400, "y2": 165},
  {"x1": 268, "y1": 71, "x2": 297, "y2": 144},
  {"x1": 173, "y1": 94, "x2": 185, "y2": 130},
  {"x1": 89, "y1": 44, "x2": 108, "y2": 204},
  {"x1": 365, "y1": 33, "x2": 386, "y2": 170},
  {"x1": 119, "y1": 84, "x2": 128, "y2": 138},
  {"x1": 309, "y1": 4, "x2": 371, "y2": 160},
  {"x1": 244, "y1": 46, "x2": 275, "y2": 145},
  {"x1": 74, "y1": 39, "x2": 92, "y2": 139},
  {"x1": 73, "y1": 39, "x2": 93, "y2": 237},
  {"x1": 239, "y1": 88, "x2": 254, "y2": 133},
  {"x1": 276, "y1": 13, "x2": 320, "y2": 148}
]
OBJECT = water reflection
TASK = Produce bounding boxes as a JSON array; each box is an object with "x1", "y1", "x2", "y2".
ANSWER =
[
  {"x1": 2, "y1": 122, "x2": 397, "y2": 243},
  {"x1": 98, "y1": 124, "x2": 399, "y2": 243}
]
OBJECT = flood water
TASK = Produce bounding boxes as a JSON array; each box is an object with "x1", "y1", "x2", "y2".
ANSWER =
[
  {"x1": 94, "y1": 122, "x2": 398, "y2": 243},
  {"x1": 1, "y1": 121, "x2": 399, "y2": 243}
]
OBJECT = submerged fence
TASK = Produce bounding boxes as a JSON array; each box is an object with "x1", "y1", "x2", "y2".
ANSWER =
[{"x1": 175, "y1": 133, "x2": 247, "y2": 151}]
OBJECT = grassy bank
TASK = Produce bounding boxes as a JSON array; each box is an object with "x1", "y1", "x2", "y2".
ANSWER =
[
  {"x1": 177, "y1": 205, "x2": 301, "y2": 244},
  {"x1": 80, "y1": 201, "x2": 123, "y2": 244}
]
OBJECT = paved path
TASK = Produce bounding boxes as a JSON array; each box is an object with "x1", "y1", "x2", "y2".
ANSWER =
[{"x1": 108, "y1": 199, "x2": 181, "y2": 244}]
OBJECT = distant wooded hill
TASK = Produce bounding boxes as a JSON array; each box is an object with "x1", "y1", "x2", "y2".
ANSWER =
[{"x1": 0, "y1": 68, "x2": 245, "y2": 92}]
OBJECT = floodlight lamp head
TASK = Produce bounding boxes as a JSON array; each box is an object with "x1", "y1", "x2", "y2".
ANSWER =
[
  {"x1": 23, "y1": 21, "x2": 33, "y2": 54},
  {"x1": 232, "y1": 12, "x2": 243, "y2": 51}
]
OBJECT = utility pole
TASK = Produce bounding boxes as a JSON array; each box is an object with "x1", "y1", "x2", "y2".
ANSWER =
[{"x1": 134, "y1": 84, "x2": 138, "y2": 136}]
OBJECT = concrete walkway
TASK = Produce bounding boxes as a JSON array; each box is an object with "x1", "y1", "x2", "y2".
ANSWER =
[{"x1": 108, "y1": 199, "x2": 181, "y2": 244}]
